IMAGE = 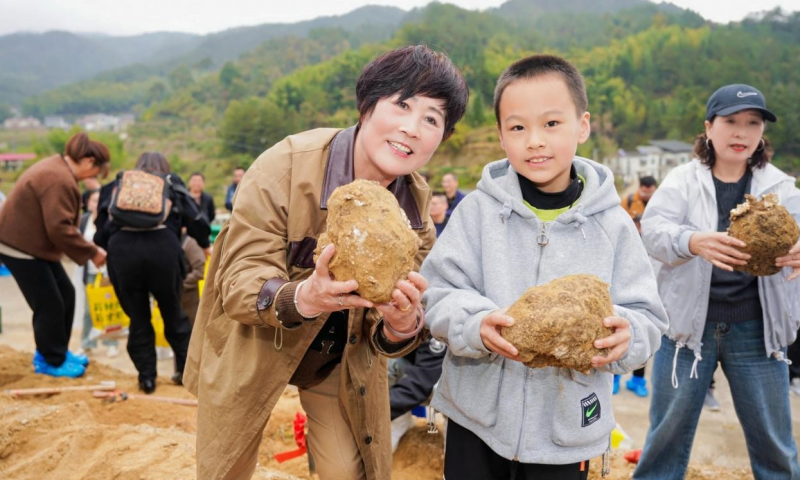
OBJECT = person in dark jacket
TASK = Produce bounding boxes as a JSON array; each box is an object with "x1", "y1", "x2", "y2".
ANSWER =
[
  {"x1": 0, "y1": 132, "x2": 109, "y2": 378},
  {"x1": 188, "y1": 172, "x2": 215, "y2": 223},
  {"x1": 180, "y1": 228, "x2": 207, "y2": 324},
  {"x1": 95, "y1": 152, "x2": 210, "y2": 394},
  {"x1": 388, "y1": 199, "x2": 449, "y2": 452},
  {"x1": 224, "y1": 166, "x2": 245, "y2": 211},
  {"x1": 388, "y1": 337, "x2": 446, "y2": 452}
]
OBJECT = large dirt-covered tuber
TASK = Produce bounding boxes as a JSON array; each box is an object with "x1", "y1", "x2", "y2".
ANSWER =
[
  {"x1": 502, "y1": 274, "x2": 614, "y2": 373},
  {"x1": 314, "y1": 179, "x2": 421, "y2": 303},
  {"x1": 728, "y1": 193, "x2": 799, "y2": 276}
]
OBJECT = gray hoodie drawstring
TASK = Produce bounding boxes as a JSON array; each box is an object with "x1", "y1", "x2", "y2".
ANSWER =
[
  {"x1": 499, "y1": 201, "x2": 513, "y2": 224},
  {"x1": 570, "y1": 212, "x2": 588, "y2": 239}
]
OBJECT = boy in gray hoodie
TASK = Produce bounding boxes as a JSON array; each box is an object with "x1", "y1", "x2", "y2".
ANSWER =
[{"x1": 420, "y1": 55, "x2": 669, "y2": 479}]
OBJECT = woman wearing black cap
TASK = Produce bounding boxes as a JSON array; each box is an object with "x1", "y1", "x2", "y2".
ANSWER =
[{"x1": 634, "y1": 84, "x2": 800, "y2": 479}]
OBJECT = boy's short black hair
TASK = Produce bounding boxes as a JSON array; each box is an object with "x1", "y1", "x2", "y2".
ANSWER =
[
  {"x1": 432, "y1": 190, "x2": 448, "y2": 200},
  {"x1": 356, "y1": 45, "x2": 469, "y2": 140},
  {"x1": 190, "y1": 172, "x2": 205, "y2": 181},
  {"x1": 493, "y1": 54, "x2": 588, "y2": 124},
  {"x1": 639, "y1": 176, "x2": 657, "y2": 188}
]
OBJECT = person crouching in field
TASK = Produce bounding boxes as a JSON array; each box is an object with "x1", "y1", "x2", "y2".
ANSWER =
[
  {"x1": 183, "y1": 45, "x2": 469, "y2": 480},
  {"x1": 420, "y1": 54, "x2": 668, "y2": 480}
]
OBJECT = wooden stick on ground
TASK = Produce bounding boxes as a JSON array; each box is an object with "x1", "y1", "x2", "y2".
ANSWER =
[
  {"x1": 92, "y1": 390, "x2": 198, "y2": 406},
  {"x1": 5, "y1": 381, "x2": 117, "y2": 397}
]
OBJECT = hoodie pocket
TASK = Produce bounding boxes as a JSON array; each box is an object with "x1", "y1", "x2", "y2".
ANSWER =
[
  {"x1": 550, "y1": 369, "x2": 615, "y2": 447},
  {"x1": 437, "y1": 355, "x2": 504, "y2": 429}
]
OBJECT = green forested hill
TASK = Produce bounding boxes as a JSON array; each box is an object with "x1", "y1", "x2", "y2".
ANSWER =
[
  {"x1": 12, "y1": 1, "x2": 800, "y2": 192},
  {"x1": 0, "y1": 5, "x2": 405, "y2": 107}
]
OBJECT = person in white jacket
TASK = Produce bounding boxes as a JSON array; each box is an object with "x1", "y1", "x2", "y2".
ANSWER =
[{"x1": 635, "y1": 84, "x2": 800, "y2": 480}]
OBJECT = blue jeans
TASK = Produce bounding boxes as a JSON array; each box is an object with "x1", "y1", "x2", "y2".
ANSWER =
[{"x1": 635, "y1": 320, "x2": 800, "y2": 480}]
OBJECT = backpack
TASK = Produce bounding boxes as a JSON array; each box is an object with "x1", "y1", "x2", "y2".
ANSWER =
[{"x1": 109, "y1": 170, "x2": 173, "y2": 229}]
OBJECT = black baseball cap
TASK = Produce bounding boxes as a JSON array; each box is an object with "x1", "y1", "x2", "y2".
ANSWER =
[{"x1": 705, "y1": 84, "x2": 777, "y2": 123}]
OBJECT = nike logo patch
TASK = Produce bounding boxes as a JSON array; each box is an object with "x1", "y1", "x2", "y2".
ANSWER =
[{"x1": 737, "y1": 91, "x2": 758, "y2": 98}]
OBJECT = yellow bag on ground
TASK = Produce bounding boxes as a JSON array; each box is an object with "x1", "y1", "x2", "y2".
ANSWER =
[
  {"x1": 87, "y1": 274, "x2": 130, "y2": 339},
  {"x1": 150, "y1": 303, "x2": 171, "y2": 348},
  {"x1": 87, "y1": 273, "x2": 173, "y2": 349},
  {"x1": 197, "y1": 258, "x2": 210, "y2": 299}
]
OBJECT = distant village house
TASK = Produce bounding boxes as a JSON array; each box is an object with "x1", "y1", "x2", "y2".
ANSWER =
[
  {"x1": 2, "y1": 117, "x2": 41, "y2": 129},
  {"x1": 605, "y1": 140, "x2": 694, "y2": 185}
]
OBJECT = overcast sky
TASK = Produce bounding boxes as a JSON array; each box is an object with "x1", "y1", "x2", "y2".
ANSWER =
[{"x1": 0, "y1": 0, "x2": 797, "y2": 36}]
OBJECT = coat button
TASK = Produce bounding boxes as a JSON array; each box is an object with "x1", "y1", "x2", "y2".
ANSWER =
[
  {"x1": 349, "y1": 334, "x2": 357, "y2": 344},
  {"x1": 365, "y1": 435, "x2": 373, "y2": 444},
  {"x1": 360, "y1": 386, "x2": 366, "y2": 396}
]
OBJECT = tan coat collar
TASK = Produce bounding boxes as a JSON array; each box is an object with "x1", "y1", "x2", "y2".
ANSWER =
[{"x1": 320, "y1": 125, "x2": 424, "y2": 229}]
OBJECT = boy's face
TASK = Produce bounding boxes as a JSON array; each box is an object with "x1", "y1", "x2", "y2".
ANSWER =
[{"x1": 497, "y1": 75, "x2": 590, "y2": 193}]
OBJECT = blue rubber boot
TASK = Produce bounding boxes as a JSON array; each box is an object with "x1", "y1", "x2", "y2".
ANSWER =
[
  {"x1": 34, "y1": 350, "x2": 89, "y2": 367},
  {"x1": 613, "y1": 375, "x2": 620, "y2": 395},
  {"x1": 34, "y1": 359, "x2": 85, "y2": 378},
  {"x1": 626, "y1": 375, "x2": 649, "y2": 397}
]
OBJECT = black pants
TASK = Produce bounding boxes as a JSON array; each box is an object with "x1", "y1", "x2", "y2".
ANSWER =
[
  {"x1": 444, "y1": 420, "x2": 589, "y2": 480},
  {"x1": 633, "y1": 366, "x2": 645, "y2": 378},
  {"x1": 107, "y1": 229, "x2": 191, "y2": 382},
  {"x1": 0, "y1": 253, "x2": 74, "y2": 366},
  {"x1": 789, "y1": 330, "x2": 800, "y2": 380}
]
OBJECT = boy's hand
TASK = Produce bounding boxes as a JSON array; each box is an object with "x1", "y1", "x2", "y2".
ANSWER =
[
  {"x1": 591, "y1": 316, "x2": 632, "y2": 368},
  {"x1": 776, "y1": 240, "x2": 800, "y2": 281},
  {"x1": 688, "y1": 232, "x2": 749, "y2": 271},
  {"x1": 480, "y1": 309, "x2": 521, "y2": 360}
]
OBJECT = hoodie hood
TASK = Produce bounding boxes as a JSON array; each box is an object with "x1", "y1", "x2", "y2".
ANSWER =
[{"x1": 477, "y1": 157, "x2": 621, "y2": 225}]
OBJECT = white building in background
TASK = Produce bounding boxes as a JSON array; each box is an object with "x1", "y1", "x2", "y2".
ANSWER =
[
  {"x1": 76, "y1": 114, "x2": 120, "y2": 132},
  {"x1": 2, "y1": 116, "x2": 42, "y2": 129},
  {"x1": 44, "y1": 116, "x2": 69, "y2": 129},
  {"x1": 605, "y1": 140, "x2": 694, "y2": 185},
  {"x1": 75, "y1": 113, "x2": 135, "y2": 132}
]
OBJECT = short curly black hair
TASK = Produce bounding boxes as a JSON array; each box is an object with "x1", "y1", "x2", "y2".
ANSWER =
[{"x1": 356, "y1": 45, "x2": 469, "y2": 140}]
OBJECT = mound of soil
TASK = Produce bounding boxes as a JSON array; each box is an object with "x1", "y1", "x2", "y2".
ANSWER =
[
  {"x1": 729, "y1": 193, "x2": 799, "y2": 276},
  {"x1": 502, "y1": 274, "x2": 614, "y2": 373},
  {"x1": 315, "y1": 179, "x2": 420, "y2": 303},
  {"x1": 0, "y1": 345, "x2": 754, "y2": 480}
]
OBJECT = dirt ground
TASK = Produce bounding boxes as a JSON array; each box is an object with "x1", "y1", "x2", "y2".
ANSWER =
[{"x1": 2, "y1": 271, "x2": 799, "y2": 479}]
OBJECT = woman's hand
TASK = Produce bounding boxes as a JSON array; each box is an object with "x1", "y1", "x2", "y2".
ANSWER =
[
  {"x1": 375, "y1": 272, "x2": 428, "y2": 342},
  {"x1": 296, "y1": 244, "x2": 374, "y2": 315},
  {"x1": 776, "y1": 240, "x2": 800, "y2": 281},
  {"x1": 480, "y1": 308, "x2": 521, "y2": 361},
  {"x1": 92, "y1": 246, "x2": 107, "y2": 268},
  {"x1": 689, "y1": 232, "x2": 750, "y2": 271},
  {"x1": 591, "y1": 316, "x2": 632, "y2": 368}
]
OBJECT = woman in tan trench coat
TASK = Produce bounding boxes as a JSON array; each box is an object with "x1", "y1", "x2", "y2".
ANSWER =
[{"x1": 184, "y1": 45, "x2": 469, "y2": 480}]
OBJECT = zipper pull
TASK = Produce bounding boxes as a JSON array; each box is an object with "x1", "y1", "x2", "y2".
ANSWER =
[{"x1": 536, "y1": 222, "x2": 549, "y2": 247}]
